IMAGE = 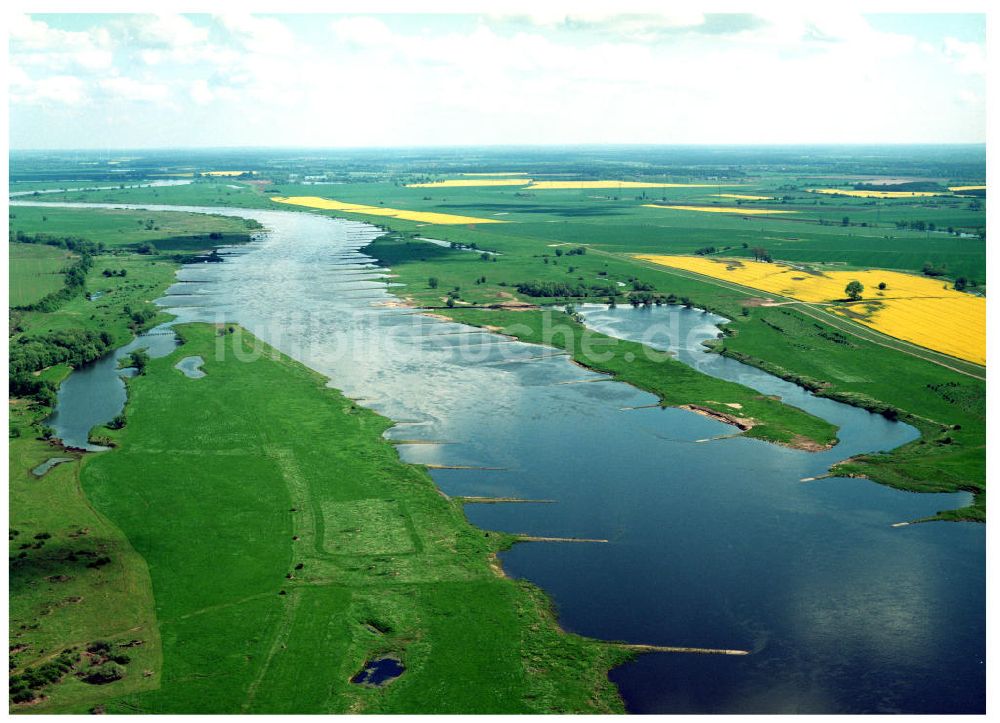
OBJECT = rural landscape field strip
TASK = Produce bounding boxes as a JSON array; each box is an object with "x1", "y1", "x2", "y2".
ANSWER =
[
  {"x1": 641, "y1": 204, "x2": 798, "y2": 215},
  {"x1": 636, "y1": 255, "x2": 986, "y2": 365},
  {"x1": 406, "y1": 179, "x2": 531, "y2": 188},
  {"x1": 612, "y1": 250, "x2": 986, "y2": 380},
  {"x1": 524, "y1": 181, "x2": 725, "y2": 190},
  {"x1": 270, "y1": 196, "x2": 505, "y2": 225}
]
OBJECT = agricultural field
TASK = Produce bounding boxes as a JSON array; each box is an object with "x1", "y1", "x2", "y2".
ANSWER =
[
  {"x1": 406, "y1": 179, "x2": 532, "y2": 188},
  {"x1": 270, "y1": 196, "x2": 505, "y2": 225},
  {"x1": 635, "y1": 255, "x2": 986, "y2": 364},
  {"x1": 642, "y1": 204, "x2": 798, "y2": 215},
  {"x1": 807, "y1": 188, "x2": 947, "y2": 198},
  {"x1": 8, "y1": 243, "x2": 73, "y2": 306},
  {"x1": 524, "y1": 181, "x2": 725, "y2": 190}
]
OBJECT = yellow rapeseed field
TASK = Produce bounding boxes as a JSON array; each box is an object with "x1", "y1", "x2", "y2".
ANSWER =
[
  {"x1": 948, "y1": 185, "x2": 986, "y2": 192},
  {"x1": 525, "y1": 181, "x2": 722, "y2": 190},
  {"x1": 642, "y1": 204, "x2": 797, "y2": 215},
  {"x1": 635, "y1": 255, "x2": 985, "y2": 364},
  {"x1": 405, "y1": 179, "x2": 531, "y2": 188},
  {"x1": 460, "y1": 172, "x2": 529, "y2": 176},
  {"x1": 270, "y1": 196, "x2": 506, "y2": 225},
  {"x1": 712, "y1": 194, "x2": 774, "y2": 200},
  {"x1": 203, "y1": 171, "x2": 249, "y2": 177},
  {"x1": 806, "y1": 188, "x2": 943, "y2": 199}
]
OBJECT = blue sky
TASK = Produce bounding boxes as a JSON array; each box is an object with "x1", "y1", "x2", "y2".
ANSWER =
[{"x1": 8, "y1": 12, "x2": 987, "y2": 148}]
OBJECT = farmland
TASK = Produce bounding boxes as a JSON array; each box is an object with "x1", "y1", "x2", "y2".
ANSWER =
[
  {"x1": 642, "y1": 204, "x2": 798, "y2": 215},
  {"x1": 635, "y1": 255, "x2": 986, "y2": 364},
  {"x1": 271, "y1": 196, "x2": 506, "y2": 225}
]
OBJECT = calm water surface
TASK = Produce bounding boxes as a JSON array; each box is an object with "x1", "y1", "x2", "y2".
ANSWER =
[{"x1": 25, "y1": 202, "x2": 984, "y2": 714}]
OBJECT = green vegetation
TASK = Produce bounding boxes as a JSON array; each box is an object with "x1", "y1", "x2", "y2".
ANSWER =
[
  {"x1": 34, "y1": 174, "x2": 984, "y2": 518},
  {"x1": 708, "y1": 305, "x2": 985, "y2": 521},
  {"x1": 440, "y1": 307, "x2": 837, "y2": 450},
  {"x1": 7, "y1": 244, "x2": 72, "y2": 307},
  {"x1": 8, "y1": 400, "x2": 160, "y2": 713},
  {"x1": 36, "y1": 324, "x2": 628, "y2": 713},
  {"x1": 9, "y1": 205, "x2": 260, "y2": 254}
]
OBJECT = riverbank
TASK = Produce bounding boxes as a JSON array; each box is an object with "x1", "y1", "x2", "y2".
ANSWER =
[
  {"x1": 17, "y1": 190, "x2": 983, "y2": 520},
  {"x1": 35, "y1": 323, "x2": 630, "y2": 713}
]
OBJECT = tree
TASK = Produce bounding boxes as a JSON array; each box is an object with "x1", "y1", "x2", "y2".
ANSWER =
[
  {"x1": 428, "y1": 277, "x2": 439, "y2": 289},
  {"x1": 845, "y1": 280, "x2": 864, "y2": 301},
  {"x1": 877, "y1": 281, "x2": 887, "y2": 290},
  {"x1": 954, "y1": 277, "x2": 968, "y2": 291},
  {"x1": 842, "y1": 216, "x2": 850, "y2": 226}
]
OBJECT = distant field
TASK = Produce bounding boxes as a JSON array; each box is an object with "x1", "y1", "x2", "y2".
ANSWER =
[
  {"x1": 34, "y1": 178, "x2": 984, "y2": 281},
  {"x1": 8, "y1": 243, "x2": 71, "y2": 306},
  {"x1": 406, "y1": 179, "x2": 531, "y2": 188},
  {"x1": 271, "y1": 196, "x2": 506, "y2": 224},
  {"x1": 642, "y1": 204, "x2": 797, "y2": 215}
]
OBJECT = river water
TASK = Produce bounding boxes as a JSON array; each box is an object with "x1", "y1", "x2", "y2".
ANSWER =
[{"x1": 22, "y1": 202, "x2": 985, "y2": 714}]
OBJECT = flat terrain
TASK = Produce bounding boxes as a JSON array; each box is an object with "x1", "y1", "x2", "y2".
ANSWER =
[
  {"x1": 10, "y1": 205, "x2": 258, "y2": 253},
  {"x1": 8, "y1": 243, "x2": 72, "y2": 307},
  {"x1": 69, "y1": 324, "x2": 627, "y2": 713},
  {"x1": 23, "y1": 176, "x2": 985, "y2": 519}
]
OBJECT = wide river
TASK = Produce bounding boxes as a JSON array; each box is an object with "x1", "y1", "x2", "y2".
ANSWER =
[{"x1": 24, "y1": 202, "x2": 985, "y2": 714}]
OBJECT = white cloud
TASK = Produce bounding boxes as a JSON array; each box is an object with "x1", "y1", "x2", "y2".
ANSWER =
[
  {"x1": 331, "y1": 16, "x2": 394, "y2": 48},
  {"x1": 189, "y1": 79, "x2": 214, "y2": 105},
  {"x1": 125, "y1": 14, "x2": 209, "y2": 49},
  {"x1": 98, "y1": 77, "x2": 171, "y2": 103},
  {"x1": 11, "y1": 73, "x2": 88, "y2": 106},
  {"x1": 9, "y1": 14, "x2": 114, "y2": 71},
  {"x1": 943, "y1": 37, "x2": 986, "y2": 75},
  {"x1": 8, "y1": 12, "x2": 986, "y2": 147},
  {"x1": 217, "y1": 14, "x2": 295, "y2": 54}
]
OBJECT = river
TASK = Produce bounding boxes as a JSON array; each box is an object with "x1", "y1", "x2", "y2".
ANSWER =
[{"x1": 20, "y1": 201, "x2": 985, "y2": 714}]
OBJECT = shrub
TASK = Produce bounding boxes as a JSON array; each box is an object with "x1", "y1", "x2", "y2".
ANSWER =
[{"x1": 83, "y1": 663, "x2": 125, "y2": 685}]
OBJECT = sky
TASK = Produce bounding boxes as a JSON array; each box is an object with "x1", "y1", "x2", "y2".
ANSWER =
[{"x1": 7, "y1": 11, "x2": 988, "y2": 149}]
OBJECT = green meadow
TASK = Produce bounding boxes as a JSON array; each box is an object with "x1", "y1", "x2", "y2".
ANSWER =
[
  {"x1": 10, "y1": 205, "x2": 258, "y2": 253},
  {"x1": 53, "y1": 324, "x2": 626, "y2": 714},
  {"x1": 8, "y1": 244, "x2": 73, "y2": 307}
]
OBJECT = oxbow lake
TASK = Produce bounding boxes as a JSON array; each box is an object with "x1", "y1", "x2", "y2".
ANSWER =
[{"x1": 26, "y1": 201, "x2": 984, "y2": 714}]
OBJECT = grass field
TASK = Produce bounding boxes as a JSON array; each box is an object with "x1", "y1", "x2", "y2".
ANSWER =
[
  {"x1": 8, "y1": 401, "x2": 161, "y2": 713},
  {"x1": 10, "y1": 206, "x2": 258, "y2": 253},
  {"x1": 8, "y1": 243, "x2": 73, "y2": 306},
  {"x1": 10, "y1": 254, "x2": 178, "y2": 349},
  {"x1": 31, "y1": 324, "x2": 628, "y2": 713}
]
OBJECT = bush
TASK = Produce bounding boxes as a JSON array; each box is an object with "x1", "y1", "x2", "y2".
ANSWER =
[{"x1": 84, "y1": 663, "x2": 125, "y2": 685}]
